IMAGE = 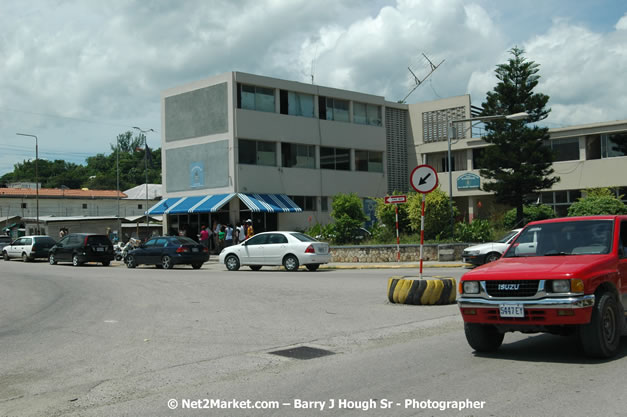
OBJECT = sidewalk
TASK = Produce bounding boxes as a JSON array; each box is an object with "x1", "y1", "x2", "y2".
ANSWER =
[{"x1": 202, "y1": 259, "x2": 470, "y2": 270}]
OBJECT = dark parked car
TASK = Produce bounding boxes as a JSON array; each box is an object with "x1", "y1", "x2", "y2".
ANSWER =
[
  {"x1": 0, "y1": 235, "x2": 14, "y2": 250},
  {"x1": 49, "y1": 233, "x2": 114, "y2": 266},
  {"x1": 126, "y1": 236, "x2": 209, "y2": 269}
]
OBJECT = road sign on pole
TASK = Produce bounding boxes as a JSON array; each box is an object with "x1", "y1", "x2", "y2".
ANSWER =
[
  {"x1": 409, "y1": 164, "x2": 438, "y2": 279},
  {"x1": 410, "y1": 164, "x2": 438, "y2": 194},
  {"x1": 384, "y1": 195, "x2": 407, "y2": 204}
]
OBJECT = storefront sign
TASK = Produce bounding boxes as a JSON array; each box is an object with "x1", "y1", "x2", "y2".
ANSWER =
[{"x1": 457, "y1": 173, "x2": 480, "y2": 190}]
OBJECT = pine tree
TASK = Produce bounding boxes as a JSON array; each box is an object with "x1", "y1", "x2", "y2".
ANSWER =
[{"x1": 479, "y1": 47, "x2": 559, "y2": 226}]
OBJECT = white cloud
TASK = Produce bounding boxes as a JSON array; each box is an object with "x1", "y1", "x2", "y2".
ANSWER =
[{"x1": 1, "y1": 0, "x2": 626, "y2": 175}]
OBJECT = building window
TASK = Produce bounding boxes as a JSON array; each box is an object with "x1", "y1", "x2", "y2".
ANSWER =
[
  {"x1": 544, "y1": 137, "x2": 579, "y2": 162},
  {"x1": 601, "y1": 133, "x2": 627, "y2": 158},
  {"x1": 237, "y1": 84, "x2": 275, "y2": 113},
  {"x1": 321, "y1": 197, "x2": 328, "y2": 212},
  {"x1": 281, "y1": 143, "x2": 315, "y2": 168},
  {"x1": 319, "y1": 97, "x2": 349, "y2": 122},
  {"x1": 21, "y1": 203, "x2": 27, "y2": 209},
  {"x1": 320, "y1": 147, "x2": 350, "y2": 170},
  {"x1": 82, "y1": 203, "x2": 87, "y2": 209},
  {"x1": 472, "y1": 147, "x2": 485, "y2": 170},
  {"x1": 238, "y1": 139, "x2": 276, "y2": 166},
  {"x1": 138, "y1": 204, "x2": 143, "y2": 210},
  {"x1": 290, "y1": 196, "x2": 316, "y2": 211},
  {"x1": 279, "y1": 90, "x2": 314, "y2": 118},
  {"x1": 353, "y1": 102, "x2": 382, "y2": 126},
  {"x1": 355, "y1": 150, "x2": 383, "y2": 172}
]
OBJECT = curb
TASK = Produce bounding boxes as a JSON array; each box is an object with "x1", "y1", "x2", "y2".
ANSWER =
[{"x1": 321, "y1": 263, "x2": 468, "y2": 270}]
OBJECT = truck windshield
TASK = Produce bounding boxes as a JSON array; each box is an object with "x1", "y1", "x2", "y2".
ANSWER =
[{"x1": 504, "y1": 220, "x2": 613, "y2": 258}]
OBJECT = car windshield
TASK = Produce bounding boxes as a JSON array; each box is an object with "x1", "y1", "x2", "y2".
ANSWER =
[
  {"x1": 290, "y1": 232, "x2": 318, "y2": 242},
  {"x1": 504, "y1": 220, "x2": 613, "y2": 258},
  {"x1": 496, "y1": 230, "x2": 518, "y2": 243}
]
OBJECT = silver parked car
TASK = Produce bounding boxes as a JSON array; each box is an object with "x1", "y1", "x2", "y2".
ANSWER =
[
  {"x1": 2, "y1": 235, "x2": 57, "y2": 262},
  {"x1": 219, "y1": 231, "x2": 331, "y2": 271}
]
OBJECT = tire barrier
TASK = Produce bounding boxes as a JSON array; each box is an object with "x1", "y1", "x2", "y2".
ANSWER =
[{"x1": 387, "y1": 276, "x2": 457, "y2": 305}]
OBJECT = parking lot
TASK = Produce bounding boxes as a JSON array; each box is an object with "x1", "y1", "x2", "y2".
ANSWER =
[{"x1": 2, "y1": 260, "x2": 626, "y2": 417}]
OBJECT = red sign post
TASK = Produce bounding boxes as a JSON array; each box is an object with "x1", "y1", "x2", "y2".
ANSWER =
[
  {"x1": 384, "y1": 195, "x2": 407, "y2": 262},
  {"x1": 410, "y1": 165, "x2": 439, "y2": 278}
]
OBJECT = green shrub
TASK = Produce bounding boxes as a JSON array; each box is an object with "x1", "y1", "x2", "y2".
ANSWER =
[
  {"x1": 455, "y1": 219, "x2": 493, "y2": 243},
  {"x1": 503, "y1": 204, "x2": 555, "y2": 229},
  {"x1": 567, "y1": 189, "x2": 627, "y2": 216},
  {"x1": 407, "y1": 188, "x2": 459, "y2": 240}
]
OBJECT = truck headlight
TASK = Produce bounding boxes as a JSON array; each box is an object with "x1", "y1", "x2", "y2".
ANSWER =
[
  {"x1": 551, "y1": 280, "x2": 570, "y2": 293},
  {"x1": 463, "y1": 281, "x2": 480, "y2": 294}
]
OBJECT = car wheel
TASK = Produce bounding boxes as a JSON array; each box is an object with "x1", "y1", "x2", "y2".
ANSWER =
[
  {"x1": 49, "y1": 253, "x2": 57, "y2": 265},
  {"x1": 225, "y1": 254, "x2": 240, "y2": 271},
  {"x1": 283, "y1": 254, "x2": 299, "y2": 272},
  {"x1": 126, "y1": 255, "x2": 136, "y2": 269},
  {"x1": 464, "y1": 323, "x2": 504, "y2": 352},
  {"x1": 484, "y1": 252, "x2": 501, "y2": 263},
  {"x1": 2, "y1": 251, "x2": 8, "y2": 261},
  {"x1": 306, "y1": 264, "x2": 320, "y2": 271},
  {"x1": 72, "y1": 254, "x2": 82, "y2": 267},
  {"x1": 162, "y1": 255, "x2": 174, "y2": 270},
  {"x1": 192, "y1": 263, "x2": 203, "y2": 269},
  {"x1": 102, "y1": 260, "x2": 110, "y2": 266},
  {"x1": 579, "y1": 292, "x2": 621, "y2": 358},
  {"x1": 22, "y1": 252, "x2": 30, "y2": 262},
  {"x1": 249, "y1": 265, "x2": 262, "y2": 271}
]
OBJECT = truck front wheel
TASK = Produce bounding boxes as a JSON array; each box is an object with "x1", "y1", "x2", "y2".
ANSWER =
[
  {"x1": 579, "y1": 292, "x2": 621, "y2": 358},
  {"x1": 464, "y1": 323, "x2": 504, "y2": 353}
]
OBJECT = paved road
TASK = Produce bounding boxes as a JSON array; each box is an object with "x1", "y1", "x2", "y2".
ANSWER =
[{"x1": 1, "y1": 260, "x2": 625, "y2": 417}]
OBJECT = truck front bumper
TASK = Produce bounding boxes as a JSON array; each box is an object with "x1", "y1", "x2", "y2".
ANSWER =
[{"x1": 458, "y1": 295, "x2": 595, "y2": 325}]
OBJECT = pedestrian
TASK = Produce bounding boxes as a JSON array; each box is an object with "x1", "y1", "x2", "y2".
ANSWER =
[
  {"x1": 218, "y1": 225, "x2": 226, "y2": 251},
  {"x1": 238, "y1": 222, "x2": 246, "y2": 243},
  {"x1": 213, "y1": 220, "x2": 221, "y2": 253},
  {"x1": 225, "y1": 224, "x2": 234, "y2": 247},
  {"x1": 199, "y1": 225, "x2": 210, "y2": 248},
  {"x1": 245, "y1": 219, "x2": 255, "y2": 239},
  {"x1": 234, "y1": 222, "x2": 241, "y2": 244}
]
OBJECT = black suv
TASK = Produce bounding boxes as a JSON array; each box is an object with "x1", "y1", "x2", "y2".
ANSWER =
[{"x1": 49, "y1": 233, "x2": 114, "y2": 266}]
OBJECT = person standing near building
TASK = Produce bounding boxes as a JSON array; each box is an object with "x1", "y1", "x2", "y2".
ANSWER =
[
  {"x1": 199, "y1": 225, "x2": 210, "y2": 248},
  {"x1": 238, "y1": 222, "x2": 246, "y2": 243},
  {"x1": 225, "y1": 224, "x2": 234, "y2": 247},
  {"x1": 245, "y1": 219, "x2": 254, "y2": 240}
]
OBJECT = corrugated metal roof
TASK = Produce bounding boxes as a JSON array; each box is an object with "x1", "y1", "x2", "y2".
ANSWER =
[{"x1": 0, "y1": 188, "x2": 126, "y2": 198}]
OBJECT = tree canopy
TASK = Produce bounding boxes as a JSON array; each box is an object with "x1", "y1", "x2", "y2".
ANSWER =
[
  {"x1": 479, "y1": 47, "x2": 559, "y2": 226},
  {"x1": 0, "y1": 131, "x2": 161, "y2": 190}
]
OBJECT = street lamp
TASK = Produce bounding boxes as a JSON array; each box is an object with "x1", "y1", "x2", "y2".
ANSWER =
[
  {"x1": 133, "y1": 127, "x2": 154, "y2": 240},
  {"x1": 16, "y1": 133, "x2": 39, "y2": 234},
  {"x1": 446, "y1": 112, "x2": 529, "y2": 237}
]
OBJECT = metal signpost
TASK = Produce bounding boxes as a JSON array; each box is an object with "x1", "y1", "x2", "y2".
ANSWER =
[
  {"x1": 384, "y1": 195, "x2": 407, "y2": 261},
  {"x1": 410, "y1": 165, "x2": 438, "y2": 278}
]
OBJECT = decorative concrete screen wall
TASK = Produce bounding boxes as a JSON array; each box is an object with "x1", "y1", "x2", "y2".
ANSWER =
[{"x1": 329, "y1": 244, "x2": 469, "y2": 263}]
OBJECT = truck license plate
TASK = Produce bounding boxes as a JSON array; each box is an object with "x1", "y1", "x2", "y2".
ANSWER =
[{"x1": 499, "y1": 304, "x2": 524, "y2": 318}]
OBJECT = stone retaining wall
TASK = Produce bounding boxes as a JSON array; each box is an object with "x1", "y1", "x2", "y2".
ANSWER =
[{"x1": 329, "y1": 243, "x2": 470, "y2": 263}]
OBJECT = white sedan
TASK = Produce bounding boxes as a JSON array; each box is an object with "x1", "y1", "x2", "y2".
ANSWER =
[{"x1": 219, "y1": 231, "x2": 331, "y2": 271}]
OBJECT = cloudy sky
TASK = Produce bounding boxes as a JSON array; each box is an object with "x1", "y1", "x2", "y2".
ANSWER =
[{"x1": 1, "y1": 0, "x2": 626, "y2": 176}]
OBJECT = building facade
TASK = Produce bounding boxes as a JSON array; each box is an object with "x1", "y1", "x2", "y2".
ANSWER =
[
  {"x1": 155, "y1": 72, "x2": 399, "y2": 235},
  {"x1": 410, "y1": 95, "x2": 627, "y2": 222},
  {"x1": 156, "y1": 72, "x2": 626, "y2": 234}
]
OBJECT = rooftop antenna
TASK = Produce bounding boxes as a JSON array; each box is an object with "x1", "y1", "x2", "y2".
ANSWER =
[{"x1": 400, "y1": 53, "x2": 445, "y2": 103}]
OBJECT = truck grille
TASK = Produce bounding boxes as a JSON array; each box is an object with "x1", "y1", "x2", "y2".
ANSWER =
[{"x1": 485, "y1": 280, "x2": 539, "y2": 297}]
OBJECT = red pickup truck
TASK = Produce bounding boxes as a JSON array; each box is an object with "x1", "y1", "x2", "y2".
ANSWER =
[{"x1": 458, "y1": 215, "x2": 627, "y2": 358}]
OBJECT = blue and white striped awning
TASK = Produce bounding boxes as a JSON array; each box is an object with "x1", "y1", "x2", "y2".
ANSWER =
[
  {"x1": 147, "y1": 193, "x2": 300, "y2": 214},
  {"x1": 238, "y1": 193, "x2": 302, "y2": 213}
]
